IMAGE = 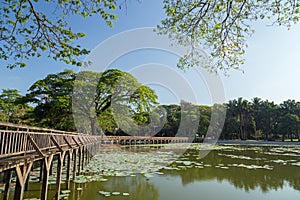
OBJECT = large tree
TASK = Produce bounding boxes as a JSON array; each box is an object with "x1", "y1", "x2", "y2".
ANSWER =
[
  {"x1": 25, "y1": 69, "x2": 76, "y2": 130},
  {"x1": 25, "y1": 69, "x2": 159, "y2": 133},
  {"x1": 75, "y1": 69, "x2": 158, "y2": 135},
  {"x1": 72, "y1": 69, "x2": 159, "y2": 134},
  {"x1": 158, "y1": 0, "x2": 300, "y2": 72}
]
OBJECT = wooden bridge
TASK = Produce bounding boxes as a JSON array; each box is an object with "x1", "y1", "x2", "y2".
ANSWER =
[
  {"x1": 106, "y1": 135, "x2": 191, "y2": 145},
  {"x1": 0, "y1": 122, "x2": 193, "y2": 200},
  {"x1": 0, "y1": 122, "x2": 102, "y2": 200}
]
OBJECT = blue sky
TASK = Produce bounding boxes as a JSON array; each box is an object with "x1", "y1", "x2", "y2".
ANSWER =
[{"x1": 1, "y1": 1, "x2": 300, "y2": 105}]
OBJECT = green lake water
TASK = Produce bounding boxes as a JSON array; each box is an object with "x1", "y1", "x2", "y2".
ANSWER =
[{"x1": 1, "y1": 144, "x2": 300, "y2": 200}]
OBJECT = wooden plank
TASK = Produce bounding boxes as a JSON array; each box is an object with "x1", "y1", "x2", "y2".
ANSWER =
[
  {"x1": 15, "y1": 133, "x2": 19, "y2": 153},
  {"x1": 5, "y1": 133, "x2": 10, "y2": 154},
  {"x1": 27, "y1": 135, "x2": 45, "y2": 157},
  {"x1": 50, "y1": 135, "x2": 64, "y2": 152},
  {"x1": 72, "y1": 137, "x2": 81, "y2": 147},
  {"x1": 79, "y1": 137, "x2": 87, "y2": 145},
  {"x1": 13, "y1": 132, "x2": 17, "y2": 154},
  {"x1": 0, "y1": 122, "x2": 81, "y2": 135},
  {"x1": 63, "y1": 136, "x2": 73, "y2": 148},
  {"x1": 0, "y1": 131, "x2": 4, "y2": 154}
]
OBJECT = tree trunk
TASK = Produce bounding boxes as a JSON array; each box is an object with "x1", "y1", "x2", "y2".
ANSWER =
[{"x1": 265, "y1": 132, "x2": 269, "y2": 141}]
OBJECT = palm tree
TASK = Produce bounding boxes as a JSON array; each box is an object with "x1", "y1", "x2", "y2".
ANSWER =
[
  {"x1": 225, "y1": 98, "x2": 253, "y2": 140},
  {"x1": 260, "y1": 100, "x2": 280, "y2": 141},
  {"x1": 251, "y1": 97, "x2": 263, "y2": 140},
  {"x1": 236, "y1": 97, "x2": 251, "y2": 140}
]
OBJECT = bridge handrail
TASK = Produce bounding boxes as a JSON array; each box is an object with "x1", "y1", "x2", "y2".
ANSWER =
[
  {"x1": 0, "y1": 121, "x2": 82, "y2": 135},
  {"x1": 0, "y1": 128, "x2": 101, "y2": 160}
]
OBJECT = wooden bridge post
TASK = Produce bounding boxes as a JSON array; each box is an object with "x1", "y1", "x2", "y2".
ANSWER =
[
  {"x1": 49, "y1": 161, "x2": 53, "y2": 176},
  {"x1": 66, "y1": 150, "x2": 73, "y2": 189},
  {"x1": 24, "y1": 169, "x2": 31, "y2": 191},
  {"x1": 77, "y1": 148, "x2": 82, "y2": 175},
  {"x1": 14, "y1": 162, "x2": 33, "y2": 200},
  {"x1": 72, "y1": 149, "x2": 77, "y2": 180},
  {"x1": 39, "y1": 159, "x2": 43, "y2": 182},
  {"x1": 81, "y1": 146, "x2": 85, "y2": 170},
  {"x1": 41, "y1": 155, "x2": 53, "y2": 200},
  {"x1": 85, "y1": 145, "x2": 89, "y2": 166},
  {"x1": 84, "y1": 146, "x2": 88, "y2": 167},
  {"x1": 55, "y1": 151, "x2": 66, "y2": 200},
  {"x1": 3, "y1": 170, "x2": 12, "y2": 200}
]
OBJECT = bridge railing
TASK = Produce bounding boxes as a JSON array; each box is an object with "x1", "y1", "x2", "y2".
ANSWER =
[{"x1": 0, "y1": 122, "x2": 101, "y2": 160}]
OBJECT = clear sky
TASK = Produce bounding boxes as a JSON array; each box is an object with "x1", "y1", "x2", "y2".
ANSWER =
[{"x1": 1, "y1": 1, "x2": 300, "y2": 105}]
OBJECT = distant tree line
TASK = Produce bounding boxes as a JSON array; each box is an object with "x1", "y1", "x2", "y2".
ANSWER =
[
  {"x1": 222, "y1": 97, "x2": 300, "y2": 141},
  {"x1": 0, "y1": 70, "x2": 299, "y2": 141}
]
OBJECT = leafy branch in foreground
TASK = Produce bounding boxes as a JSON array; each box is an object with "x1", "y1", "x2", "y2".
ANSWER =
[
  {"x1": 0, "y1": 0, "x2": 119, "y2": 68},
  {"x1": 157, "y1": 0, "x2": 300, "y2": 73}
]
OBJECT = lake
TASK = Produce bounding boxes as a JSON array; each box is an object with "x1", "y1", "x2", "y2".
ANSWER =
[{"x1": 1, "y1": 144, "x2": 300, "y2": 199}]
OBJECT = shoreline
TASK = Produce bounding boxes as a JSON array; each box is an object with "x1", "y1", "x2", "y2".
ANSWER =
[
  {"x1": 99, "y1": 140, "x2": 300, "y2": 149},
  {"x1": 215, "y1": 140, "x2": 300, "y2": 146}
]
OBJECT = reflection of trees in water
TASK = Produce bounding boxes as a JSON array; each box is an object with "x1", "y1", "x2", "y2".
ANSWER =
[
  {"x1": 78, "y1": 174, "x2": 159, "y2": 200},
  {"x1": 104, "y1": 175, "x2": 159, "y2": 200},
  {"x1": 163, "y1": 149, "x2": 300, "y2": 193}
]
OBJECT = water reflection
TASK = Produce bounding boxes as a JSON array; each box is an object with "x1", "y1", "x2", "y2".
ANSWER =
[
  {"x1": 2, "y1": 146, "x2": 300, "y2": 200},
  {"x1": 162, "y1": 148, "x2": 300, "y2": 193},
  {"x1": 74, "y1": 174, "x2": 159, "y2": 200}
]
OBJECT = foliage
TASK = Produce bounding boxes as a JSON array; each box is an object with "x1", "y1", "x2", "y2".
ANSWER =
[
  {"x1": 157, "y1": 0, "x2": 300, "y2": 72},
  {"x1": 95, "y1": 69, "x2": 158, "y2": 116},
  {"x1": 0, "y1": 0, "x2": 119, "y2": 68},
  {"x1": 223, "y1": 97, "x2": 300, "y2": 141},
  {"x1": 73, "y1": 69, "x2": 159, "y2": 134},
  {"x1": 0, "y1": 89, "x2": 31, "y2": 123},
  {"x1": 2, "y1": 69, "x2": 300, "y2": 141},
  {"x1": 24, "y1": 69, "x2": 158, "y2": 134},
  {"x1": 2, "y1": 0, "x2": 300, "y2": 72},
  {"x1": 25, "y1": 69, "x2": 76, "y2": 130}
]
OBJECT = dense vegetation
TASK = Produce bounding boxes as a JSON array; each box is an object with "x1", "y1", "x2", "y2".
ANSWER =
[
  {"x1": 0, "y1": 69, "x2": 158, "y2": 135},
  {"x1": 0, "y1": 70, "x2": 300, "y2": 141}
]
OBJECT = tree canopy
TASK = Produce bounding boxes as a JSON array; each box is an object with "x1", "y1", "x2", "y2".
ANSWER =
[
  {"x1": 22, "y1": 69, "x2": 158, "y2": 134},
  {"x1": 1, "y1": 84, "x2": 300, "y2": 141},
  {"x1": 0, "y1": 89, "x2": 31, "y2": 123},
  {"x1": 2, "y1": 1, "x2": 300, "y2": 71},
  {"x1": 73, "y1": 69, "x2": 159, "y2": 134},
  {"x1": 157, "y1": 0, "x2": 300, "y2": 72},
  {"x1": 0, "y1": 0, "x2": 118, "y2": 68},
  {"x1": 25, "y1": 69, "x2": 76, "y2": 130}
]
